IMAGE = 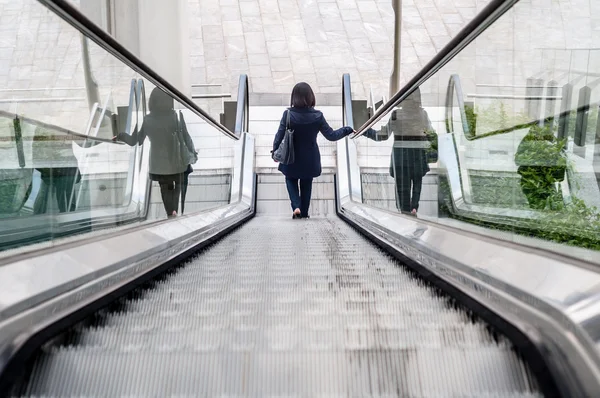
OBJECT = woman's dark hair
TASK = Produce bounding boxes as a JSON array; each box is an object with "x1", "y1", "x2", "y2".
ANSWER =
[
  {"x1": 149, "y1": 87, "x2": 174, "y2": 113},
  {"x1": 290, "y1": 82, "x2": 316, "y2": 108}
]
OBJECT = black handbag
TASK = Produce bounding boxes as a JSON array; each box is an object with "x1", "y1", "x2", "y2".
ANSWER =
[
  {"x1": 272, "y1": 110, "x2": 295, "y2": 165},
  {"x1": 176, "y1": 110, "x2": 198, "y2": 167}
]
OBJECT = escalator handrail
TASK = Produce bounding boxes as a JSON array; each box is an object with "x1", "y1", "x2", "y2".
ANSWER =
[
  {"x1": 38, "y1": 0, "x2": 239, "y2": 141},
  {"x1": 447, "y1": 74, "x2": 592, "y2": 141},
  {"x1": 342, "y1": 74, "x2": 354, "y2": 129},
  {"x1": 350, "y1": 0, "x2": 519, "y2": 139},
  {"x1": 0, "y1": 109, "x2": 122, "y2": 145},
  {"x1": 234, "y1": 75, "x2": 249, "y2": 135}
]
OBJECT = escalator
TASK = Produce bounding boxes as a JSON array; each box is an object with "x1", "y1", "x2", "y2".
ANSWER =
[
  {"x1": 12, "y1": 217, "x2": 542, "y2": 396},
  {"x1": 2, "y1": 0, "x2": 600, "y2": 397}
]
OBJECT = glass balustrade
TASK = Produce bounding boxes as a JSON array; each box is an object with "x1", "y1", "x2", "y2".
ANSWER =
[
  {"x1": 352, "y1": 2, "x2": 600, "y2": 255},
  {"x1": 0, "y1": 0, "x2": 239, "y2": 256}
]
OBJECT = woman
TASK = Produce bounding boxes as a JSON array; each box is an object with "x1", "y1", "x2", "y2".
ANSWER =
[
  {"x1": 363, "y1": 88, "x2": 433, "y2": 216},
  {"x1": 272, "y1": 82, "x2": 354, "y2": 219},
  {"x1": 117, "y1": 87, "x2": 195, "y2": 218}
]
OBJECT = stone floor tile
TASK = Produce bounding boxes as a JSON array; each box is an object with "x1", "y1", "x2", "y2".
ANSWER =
[
  {"x1": 414, "y1": 42, "x2": 437, "y2": 57},
  {"x1": 191, "y1": 55, "x2": 206, "y2": 68},
  {"x1": 262, "y1": 13, "x2": 283, "y2": 25},
  {"x1": 305, "y1": 26, "x2": 328, "y2": 43},
  {"x1": 308, "y1": 42, "x2": 332, "y2": 57},
  {"x1": 338, "y1": 0, "x2": 359, "y2": 10},
  {"x1": 202, "y1": 25, "x2": 225, "y2": 43},
  {"x1": 252, "y1": 77, "x2": 276, "y2": 92},
  {"x1": 291, "y1": 57, "x2": 315, "y2": 74},
  {"x1": 270, "y1": 57, "x2": 293, "y2": 72},
  {"x1": 259, "y1": 0, "x2": 279, "y2": 13},
  {"x1": 310, "y1": 55, "x2": 334, "y2": 69},
  {"x1": 250, "y1": 64, "x2": 273, "y2": 78},
  {"x1": 288, "y1": 36, "x2": 310, "y2": 53},
  {"x1": 340, "y1": 8, "x2": 362, "y2": 21},
  {"x1": 223, "y1": 20, "x2": 244, "y2": 37},
  {"x1": 264, "y1": 25, "x2": 286, "y2": 41},
  {"x1": 319, "y1": 2, "x2": 341, "y2": 17},
  {"x1": 327, "y1": 33, "x2": 353, "y2": 51},
  {"x1": 283, "y1": 21, "x2": 306, "y2": 37},
  {"x1": 354, "y1": 53, "x2": 379, "y2": 71},
  {"x1": 331, "y1": 50, "x2": 357, "y2": 68},
  {"x1": 245, "y1": 31, "x2": 268, "y2": 54},
  {"x1": 267, "y1": 40, "x2": 290, "y2": 58},
  {"x1": 290, "y1": 51, "x2": 312, "y2": 63},
  {"x1": 200, "y1": 11, "x2": 222, "y2": 26},
  {"x1": 350, "y1": 38, "x2": 374, "y2": 53},
  {"x1": 248, "y1": 53, "x2": 271, "y2": 66},
  {"x1": 240, "y1": 1, "x2": 261, "y2": 17},
  {"x1": 424, "y1": 21, "x2": 449, "y2": 37},
  {"x1": 343, "y1": 21, "x2": 368, "y2": 39},
  {"x1": 272, "y1": 70, "x2": 295, "y2": 87},
  {"x1": 365, "y1": 23, "x2": 391, "y2": 43},
  {"x1": 204, "y1": 43, "x2": 227, "y2": 60},
  {"x1": 430, "y1": 36, "x2": 450, "y2": 51},
  {"x1": 221, "y1": 6, "x2": 241, "y2": 21},
  {"x1": 356, "y1": 0, "x2": 377, "y2": 14},
  {"x1": 403, "y1": 15, "x2": 425, "y2": 30},
  {"x1": 225, "y1": 36, "x2": 247, "y2": 58},
  {"x1": 315, "y1": 68, "x2": 341, "y2": 86},
  {"x1": 293, "y1": 73, "x2": 318, "y2": 87},
  {"x1": 442, "y1": 13, "x2": 464, "y2": 24},
  {"x1": 242, "y1": 16, "x2": 263, "y2": 32}
]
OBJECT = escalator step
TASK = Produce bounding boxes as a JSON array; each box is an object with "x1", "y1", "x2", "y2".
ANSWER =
[{"x1": 17, "y1": 216, "x2": 541, "y2": 397}]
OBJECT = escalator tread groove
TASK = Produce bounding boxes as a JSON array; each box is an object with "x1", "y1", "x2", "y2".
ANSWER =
[{"x1": 15, "y1": 216, "x2": 541, "y2": 397}]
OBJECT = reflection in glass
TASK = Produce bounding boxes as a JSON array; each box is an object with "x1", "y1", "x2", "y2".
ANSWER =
[
  {"x1": 362, "y1": 89, "x2": 437, "y2": 216},
  {"x1": 0, "y1": 0, "x2": 238, "y2": 256},
  {"x1": 515, "y1": 124, "x2": 567, "y2": 210},
  {"x1": 352, "y1": 3, "x2": 600, "y2": 253},
  {"x1": 116, "y1": 87, "x2": 197, "y2": 219}
]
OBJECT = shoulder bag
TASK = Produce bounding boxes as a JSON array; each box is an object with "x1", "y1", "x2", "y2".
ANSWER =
[
  {"x1": 272, "y1": 110, "x2": 295, "y2": 165},
  {"x1": 176, "y1": 110, "x2": 198, "y2": 167}
]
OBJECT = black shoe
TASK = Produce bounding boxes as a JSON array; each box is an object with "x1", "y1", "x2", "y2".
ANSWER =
[{"x1": 301, "y1": 215, "x2": 310, "y2": 219}]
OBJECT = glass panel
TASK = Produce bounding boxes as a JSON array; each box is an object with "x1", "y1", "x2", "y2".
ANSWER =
[
  {"x1": 0, "y1": 0, "x2": 238, "y2": 257},
  {"x1": 354, "y1": 2, "x2": 600, "y2": 253}
]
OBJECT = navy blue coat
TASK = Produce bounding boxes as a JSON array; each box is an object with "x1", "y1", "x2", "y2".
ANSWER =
[{"x1": 272, "y1": 107, "x2": 353, "y2": 179}]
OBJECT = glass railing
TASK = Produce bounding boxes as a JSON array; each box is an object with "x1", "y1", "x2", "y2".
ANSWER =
[
  {"x1": 344, "y1": 0, "x2": 600, "y2": 254},
  {"x1": 0, "y1": 0, "x2": 246, "y2": 256}
]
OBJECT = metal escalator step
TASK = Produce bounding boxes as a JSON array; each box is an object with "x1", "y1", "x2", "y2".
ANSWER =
[
  {"x1": 62, "y1": 324, "x2": 503, "y2": 351},
  {"x1": 18, "y1": 216, "x2": 542, "y2": 397},
  {"x1": 24, "y1": 349, "x2": 538, "y2": 397}
]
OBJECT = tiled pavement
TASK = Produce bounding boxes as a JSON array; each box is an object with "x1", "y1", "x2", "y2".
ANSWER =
[
  {"x1": 189, "y1": 0, "x2": 483, "y2": 102},
  {"x1": 0, "y1": 0, "x2": 599, "y2": 120}
]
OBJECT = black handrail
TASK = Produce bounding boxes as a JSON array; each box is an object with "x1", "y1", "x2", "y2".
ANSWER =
[
  {"x1": 351, "y1": 0, "x2": 519, "y2": 138},
  {"x1": 0, "y1": 109, "x2": 121, "y2": 144},
  {"x1": 342, "y1": 74, "x2": 354, "y2": 130},
  {"x1": 447, "y1": 74, "x2": 593, "y2": 142},
  {"x1": 446, "y1": 74, "x2": 473, "y2": 139},
  {"x1": 39, "y1": 0, "x2": 239, "y2": 141},
  {"x1": 123, "y1": 79, "x2": 136, "y2": 139},
  {"x1": 234, "y1": 75, "x2": 249, "y2": 135}
]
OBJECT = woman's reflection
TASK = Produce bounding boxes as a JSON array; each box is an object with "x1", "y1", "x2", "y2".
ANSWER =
[
  {"x1": 32, "y1": 126, "x2": 81, "y2": 214},
  {"x1": 363, "y1": 88, "x2": 437, "y2": 216}
]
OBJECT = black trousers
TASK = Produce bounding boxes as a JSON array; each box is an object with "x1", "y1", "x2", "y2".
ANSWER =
[
  {"x1": 153, "y1": 173, "x2": 185, "y2": 217},
  {"x1": 285, "y1": 177, "x2": 313, "y2": 217},
  {"x1": 395, "y1": 170, "x2": 423, "y2": 213},
  {"x1": 34, "y1": 170, "x2": 78, "y2": 214}
]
